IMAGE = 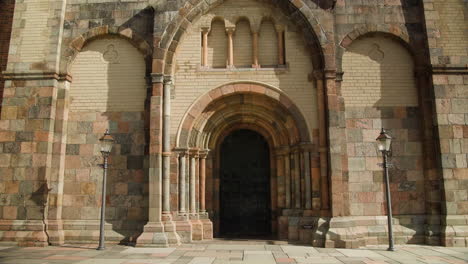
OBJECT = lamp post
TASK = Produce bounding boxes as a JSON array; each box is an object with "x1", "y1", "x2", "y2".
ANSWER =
[
  {"x1": 97, "y1": 129, "x2": 114, "y2": 250},
  {"x1": 376, "y1": 128, "x2": 394, "y2": 251}
]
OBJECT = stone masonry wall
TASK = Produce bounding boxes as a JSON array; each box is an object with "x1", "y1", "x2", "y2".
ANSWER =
[
  {"x1": 62, "y1": 36, "x2": 149, "y2": 243},
  {"x1": 0, "y1": 0, "x2": 467, "y2": 248},
  {"x1": 342, "y1": 36, "x2": 425, "y2": 217},
  {"x1": 423, "y1": 0, "x2": 468, "y2": 247}
]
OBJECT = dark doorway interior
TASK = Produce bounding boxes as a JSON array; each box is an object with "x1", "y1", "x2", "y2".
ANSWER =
[{"x1": 220, "y1": 129, "x2": 271, "y2": 238}]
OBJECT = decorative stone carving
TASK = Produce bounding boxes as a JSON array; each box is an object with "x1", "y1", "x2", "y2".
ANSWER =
[{"x1": 103, "y1": 44, "x2": 119, "y2": 63}]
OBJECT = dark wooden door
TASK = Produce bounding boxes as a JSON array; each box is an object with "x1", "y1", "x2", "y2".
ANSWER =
[{"x1": 220, "y1": 129, "x2": 271, "y2": 237}]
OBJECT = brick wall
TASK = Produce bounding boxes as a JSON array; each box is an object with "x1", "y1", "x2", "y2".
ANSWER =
[
  {"x1": 69, "y1": 37, "x2": 146, "y2": 112},
  {"x1": 173, "y1": 0, "x2": 317, "y2": 143},
  {"x1": 431, "y1": 0, "x2": 468, "y2": 59},
  {"x1": 342, "y1": 36, "x2": 425, "y2": 216},
  {"x1": 341, "y1": 37, "x2": 418, "y2": 107},
  {"x1": 233, "y1": 20, "x2": 253, "y2": 67},
  {"x1": 208, "y1": 20, "x2": 228, "y2": 68},
  {"x1": 0, "y1": 0, "x2": 15, "y2": 114},
  {"x1": 258, "y1": 20, "x2": 278, "y2": 66}
]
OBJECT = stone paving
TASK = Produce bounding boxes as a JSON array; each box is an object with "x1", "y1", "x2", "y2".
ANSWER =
[{"x1": 0, "y1": 240, "x2": 467, "y2": 264}]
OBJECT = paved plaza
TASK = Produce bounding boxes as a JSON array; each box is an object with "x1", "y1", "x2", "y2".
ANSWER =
[{"x1": 0, "y1": 240, "x2": 467, "y2": 264}]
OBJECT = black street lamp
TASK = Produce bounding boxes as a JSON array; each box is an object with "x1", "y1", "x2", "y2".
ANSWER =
[
  {"x1": 376, "y1": 128, "x2": 394, "y2": 251},
  {"x1": 97, "y1": 129, "x2": 114, "y2": 250}
]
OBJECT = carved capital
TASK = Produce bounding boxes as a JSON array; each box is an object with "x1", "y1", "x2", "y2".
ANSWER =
[
  {"x1": 225, "y1": 27, "x2": 236, "y2": 34},
  {"x1": 174, "y1": 148, "x2": 189, "y2": 157},
  {"x1": 151, "y1": 73, "x2": 164, "y2": 84},
  {"x1": 275, "y1": 24, "x2": 286, "y2": 33},
  {"x1": 164, "y1": 75, "x2": 173, "y2": 85},
  {"x1": 199, "y1": 149, "x2": 210, "y2": 159}
]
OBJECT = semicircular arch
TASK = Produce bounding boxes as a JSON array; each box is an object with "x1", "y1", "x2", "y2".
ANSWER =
[
  {"x1": 157, "y1": 0, "x2": 328, "y2": 75},
  {"x1": 176, "y1": 82, "x2": 311, "y2": 149}
]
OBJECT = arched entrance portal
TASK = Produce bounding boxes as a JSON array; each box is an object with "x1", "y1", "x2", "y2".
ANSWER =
[
  {"x1": 220, "y1": 129, "x2": 271, "y2": 237},
  {"x1": 176, "y1": 83, "x2": 327, "y2": 241}
]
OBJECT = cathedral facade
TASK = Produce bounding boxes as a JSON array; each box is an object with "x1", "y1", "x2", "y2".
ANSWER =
[{"x1": 0, "y1": 0, "x2": 467, "y2": 248}]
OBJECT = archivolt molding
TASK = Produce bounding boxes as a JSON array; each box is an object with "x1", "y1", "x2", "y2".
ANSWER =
[
  {"x1": 63, "y1": 26, "x2": 152, "y2": 73},
  {"x1": 337, "y1": 25, "x2": 424, "y2": 72},
  {"x1": 176, "y1": 82, "x2": 311, "y2": 149}
]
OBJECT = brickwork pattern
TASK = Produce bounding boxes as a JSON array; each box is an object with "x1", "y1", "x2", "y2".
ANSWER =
[
  {"x1": 341, "y1": 37, "x2": 418, "y2": 107},
  {"x1": 208, "y1": 20, "x2": 228, "y2": 68},
  {"x1": 0, "y1": 0, "x2": 14, "y2": 115},
  {"x1": 69, "y1": 37, "x2": 146, "y2": 112},
  {"x1": 233, "y1": 20, "x2": 253, "y2": 67},
  {"x1": 429, "y1": 0, "x2": 468, "y2": 64},
  {"x1": 342, "y1": 36, "x2": 424, "y2": 217},
  {"x1": 258, "y1": 20, "x2": 278, "y2": 67},
  {"x1": 173, "y1": 0, "x2": 317, "y2": 142}
]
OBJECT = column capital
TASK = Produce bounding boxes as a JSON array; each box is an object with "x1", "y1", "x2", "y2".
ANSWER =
[
  {"x1": 164, "y1": 75, "x2": 173, "y2": 84},
  {"x1": 225, "y1": 27, "x2": 235, "y2": 34},
  {"x1": 151, "y1": 73, "x2": 164, "y2": 84},
  {"x1": 199, "y1": 149, "x2": 210, "y2": 159},
  {"x1": 201, "y1": 27, "x2": 210, "y2": 33},
  {"x1": 174, "y1": 148, "x2": 189, "y2": 157},
  {"x1": 275, "y1": 24, "x2": 286, "y2": 33},
  {"x1": 189, "y1": 148, "x2": 200, "y2": 158},
  {"x1": 275, "y1": 145, "x2": 290, "y2": 156},
  {"x1": 312, "y1": 70, "x2": 325, "y2": 80},
  {"x1": 324, "y1": 69, "x2": 337, "y2": 80}
]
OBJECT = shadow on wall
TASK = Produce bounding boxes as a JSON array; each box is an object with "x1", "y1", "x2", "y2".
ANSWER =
[
  {"x1": 68, "y1": 7, "x2": 153, "y2": 245},
  {"x1": 342, "y1": 33, "x2": 426, "y2": 243},
  {"x1": 345, "y1": 34, "x2": 424, "y2": 213}
]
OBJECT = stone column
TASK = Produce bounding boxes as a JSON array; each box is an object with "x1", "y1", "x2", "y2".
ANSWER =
[
  {"x1": 160, "y1": 76, "x2": 181, "y2": 245},
  {"x1": 189, "y1": 150, "x2": 198, "y2": 215},
  {"x1": 293, "y1": 148, "x2": 301, "y2": 209},
  {"x1": 189, "y1": 149, "x2": 203, "y2": 240},
  {"x1": 226, "y1": 27, "x2": 235, "y2": 67},
  {"x1": 177, "y1": 150, "x2": 188, "y2": 214},
  {"x1": 137, "y1": 74, "x2": 168, "y2": 246},
  {"x1": 199, "y1": 150, "x2": 208, "y2": 213},
  {"x1": 198, "y1": 149, "x2": 213, "y2": 239},
  {"x1": 314, "y1": 70, "x2": 330, "y2": 210},
  {"x1": 275, "y1": 25, "x2": 285, "y2": 65},
  {"x1": 162, "y1": 76, "x2": 172, "y2": 215},
  {"x1": 174, "y1": 148, "x2": 192, "y2": 243},
  {"x1": 302, "y1": 144, "x2": 312, "y2": 210},
  {"x1": 252, "y1": 31, "x2": 259, "y2": 68},
  {"x1": 201, "y1": 28, "x2": 209, "y2": 67},
  {"x1": 284, "y1": 149, "x2": 291, "y2": 208}
]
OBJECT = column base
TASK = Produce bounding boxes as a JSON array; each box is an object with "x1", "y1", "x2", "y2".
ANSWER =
[
  {"x1": 162, "y1": 214, "x2": 181, "y2": 246},
  {"x1": 135, "y1": 221, "x2": 169, "y2": 247},
  {"x1": 199, "y1": 212, "x2": 213, "y2": 240},
  {"x1": 175, "y1": 213, "x2": 193, "y2": 243},
  {"x1": 0, "y1": 220, "x2": 48, "y2": 247},
  {"x1": 189, "y1": 214, "x2": 203, "y2": 241}
]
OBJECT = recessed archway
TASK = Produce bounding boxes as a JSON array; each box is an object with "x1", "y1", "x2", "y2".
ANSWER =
[{"x1": 175, "y1": 82, "x2": 323, "y2": 238}]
